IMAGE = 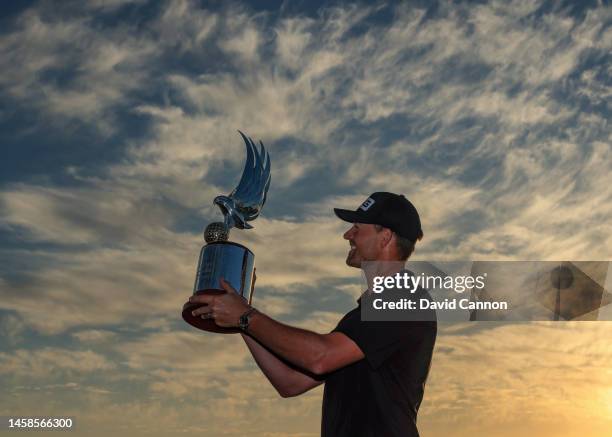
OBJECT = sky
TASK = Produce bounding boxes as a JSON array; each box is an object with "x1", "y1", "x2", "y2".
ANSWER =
[{"x1": 0, "y1": 0, "x2": 611, "y2": 436}]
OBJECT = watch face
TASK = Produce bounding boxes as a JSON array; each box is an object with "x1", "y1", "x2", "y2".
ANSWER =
[{"x1": 239, "y1": 308, "x2": 255, "y2": 331}]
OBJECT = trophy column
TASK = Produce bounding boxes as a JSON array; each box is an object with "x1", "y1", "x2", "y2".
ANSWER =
[{"x1": 182, "y1": 222, "x2": 255, "y2": 334}]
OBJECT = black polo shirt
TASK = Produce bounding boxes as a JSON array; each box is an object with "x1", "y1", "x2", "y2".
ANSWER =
[{"x1": 321, "y1": 297, "x2": 437, "y2": 437}]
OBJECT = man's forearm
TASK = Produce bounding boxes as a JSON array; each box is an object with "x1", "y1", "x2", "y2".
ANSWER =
[
  {"x1": 241, "y1": 333, "x2": 322, "y2": 397},
  {"x1": 246, "y1": 311, "x2": 330, "y2": 375}
]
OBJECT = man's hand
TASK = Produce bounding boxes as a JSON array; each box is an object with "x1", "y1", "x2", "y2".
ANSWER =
[{"x1": 188, "y1": 278, "x2": 251, "y2": 328}]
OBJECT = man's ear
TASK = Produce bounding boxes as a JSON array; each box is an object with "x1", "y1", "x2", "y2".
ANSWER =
[{"x1": 380, "y1": 227, "x2": 393, "y2": 248}]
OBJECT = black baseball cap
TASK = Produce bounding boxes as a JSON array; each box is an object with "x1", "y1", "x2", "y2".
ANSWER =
[{"x1": 334, "y1": 192, "x2": 423, "y2": 242}]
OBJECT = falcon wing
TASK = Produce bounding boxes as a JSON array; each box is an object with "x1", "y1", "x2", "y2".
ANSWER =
[{"x1": 229, "y1": 131, "x2": 271, "y2": 222}]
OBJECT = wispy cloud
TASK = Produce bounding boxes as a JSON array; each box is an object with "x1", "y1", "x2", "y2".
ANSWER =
[{"x1": 0, "y1": 347, "x2": 116, "y2": 378}]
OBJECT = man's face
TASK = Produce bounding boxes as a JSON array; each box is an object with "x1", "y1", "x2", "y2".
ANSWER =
[{"x1": 343, "y1": 223, "x2": 382, "y2": 268}]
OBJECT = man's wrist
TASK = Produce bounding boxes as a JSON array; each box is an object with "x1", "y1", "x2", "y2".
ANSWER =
[{"x1": 239, "y1": 307, "x2": 258, "y2": 332}]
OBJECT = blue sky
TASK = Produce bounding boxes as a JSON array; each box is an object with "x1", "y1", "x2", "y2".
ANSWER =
[{"x1": 1, "y1": 1, "x2": 611, "y2": 436}]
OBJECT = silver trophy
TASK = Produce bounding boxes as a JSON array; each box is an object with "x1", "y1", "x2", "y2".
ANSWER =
[{"x1": 182, "y1": 131, "x2": 271, "y2": 333}]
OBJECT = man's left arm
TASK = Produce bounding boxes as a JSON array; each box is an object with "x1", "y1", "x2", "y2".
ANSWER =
[
  {"x1": 245, "y1": 311, "x2": 364, "y2": 375},
  {"x1": 189, "y1": 279, "x2": 364, "y2": 375}
]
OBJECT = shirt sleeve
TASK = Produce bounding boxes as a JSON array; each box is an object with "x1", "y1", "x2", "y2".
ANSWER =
[{"x1": 333, "y1": 308, "x2": 430, "y2": 369}]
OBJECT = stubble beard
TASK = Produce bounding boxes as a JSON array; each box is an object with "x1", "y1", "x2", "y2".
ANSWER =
[{"x1": 346, "y1": 247, "x2": 361, "y2": 268}]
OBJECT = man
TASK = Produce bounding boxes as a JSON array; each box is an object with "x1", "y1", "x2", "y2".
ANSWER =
[{"x1": 189, "y1": 192, "x2": 437, "y2": 436}]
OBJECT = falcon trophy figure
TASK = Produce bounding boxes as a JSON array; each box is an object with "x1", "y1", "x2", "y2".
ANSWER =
[{"x1": 183, "y1": 131, "x2": 272, "y2": 334}]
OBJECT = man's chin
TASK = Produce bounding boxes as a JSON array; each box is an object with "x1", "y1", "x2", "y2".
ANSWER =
[{"x1": 345, "y1": 256, "x2": 362, "y2": 268}]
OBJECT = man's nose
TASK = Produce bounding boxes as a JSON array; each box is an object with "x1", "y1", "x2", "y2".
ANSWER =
[{"x1": 343, "y1": 226, "x2": 355, "y2": 240}]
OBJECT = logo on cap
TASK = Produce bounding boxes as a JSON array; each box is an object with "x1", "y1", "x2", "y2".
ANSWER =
[{"x1": 359, "y1": 197, "x2": 375, "y2": 211}]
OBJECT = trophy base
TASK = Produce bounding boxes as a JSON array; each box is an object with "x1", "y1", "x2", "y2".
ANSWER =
[{"x1": 182, "y1": 290, "x2": 241, "y2": 334}]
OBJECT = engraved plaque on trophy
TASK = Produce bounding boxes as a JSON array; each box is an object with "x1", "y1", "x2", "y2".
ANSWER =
[{"x1": 182, "y1": 131, "x2": 271, "y2": 333}]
